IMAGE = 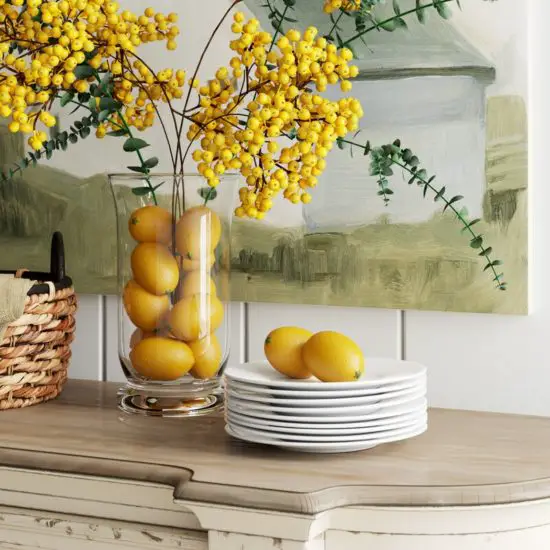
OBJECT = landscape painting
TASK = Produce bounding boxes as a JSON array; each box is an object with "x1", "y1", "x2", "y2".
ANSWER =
[{"x1": 0, "y1": 0, "x2": 527, "y2": 314}]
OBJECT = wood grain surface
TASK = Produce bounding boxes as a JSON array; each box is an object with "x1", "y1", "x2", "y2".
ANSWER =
[{"x1": 1, "y1": 380, "x2": 549, "y2": 514}]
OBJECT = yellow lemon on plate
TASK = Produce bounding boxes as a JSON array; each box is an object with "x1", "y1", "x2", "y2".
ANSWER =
[
  {"x1": 176, "y1": 206, "x2": 222, "y2": 260},
  {"x1": 169, "y1": 294, "x2": 224, "y2": 342},
  {"x1": 131, "y1": 242, "x2": 179, "y2": 295},
  {"x1": 188, "y1": 333, "x2": 222, "y2": 379},
  {"x1": 302, "y1": 331, "x2": 364, "y2": 382},
  {"x1": 178, "y1": 270, "x2": 217, "y2": 299},
  {"x1": 128, "y1": 205, "x2": 173, "y2": 244},
  {"x1": 123, "y1": 280, "x2": 170, "y2": 332},
  {"x1": 264, "y1": 326, "x2": 313, "y2": 379},
  {"x1": 130, "y1": 337, "x2": 195, "y2": 381}
]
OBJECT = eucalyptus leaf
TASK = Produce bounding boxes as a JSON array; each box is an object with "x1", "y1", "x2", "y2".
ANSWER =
[
  {"x1": 131, "y1": 186, "x2": 154, "y2": 196},
  {"x1": 73, "y1": 64, "x2": 95, "y2": 79},
  {"x1": 123, "y1": 137, "x2": 149, "y2": 152},
  {"x1": 143, "y1": 157, "x2": 159, "y2": 169},
  {"x1": 60, "y1": 92, "x2": 74, "y2": 107}
]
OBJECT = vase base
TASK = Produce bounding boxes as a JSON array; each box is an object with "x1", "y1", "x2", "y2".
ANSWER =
[{"x1": 117, "y1": 387, "x2": 224, "y2": 417}]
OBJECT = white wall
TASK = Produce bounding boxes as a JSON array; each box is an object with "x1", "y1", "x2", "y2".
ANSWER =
[{"x1": 67, "y1": 0, "x2": 547, "y2": 417}]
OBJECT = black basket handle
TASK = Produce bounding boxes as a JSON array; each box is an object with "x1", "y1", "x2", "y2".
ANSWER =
[{"x1": 50, "y1": 231, "x2": 66, "y2": 283}]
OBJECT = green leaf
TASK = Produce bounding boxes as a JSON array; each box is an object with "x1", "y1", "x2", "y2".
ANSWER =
[
  {"x1": 434, "y1": 186, "x2": 446, "y2": 201},
  {"x1": 199, "y1": 187, "x2": 218, "y2": 201},
  {"x1": 106, "y1": 129, "x2": 127, "y2": 137},
  {"x1": 131, "y1": 186, "x2": 154, "y2": 196},
  {"x1": 461, "y1": 218, "x2": 481, "y2": 233},
  {"x1": 74, "y1": 120, "x2": 83, "y2": 129},
  {"x1": 143, "y1": 157, "x2": 159, "y2": 169},
  {"x1": 79, "y1": 126, "x2": 91, "y2": 138},
  {"x1": 73, "y1": 64, "x2": 95, "y2": 79},
  {"x1": 416, "y1": 168, "x2": 427, "y2": 181},
  {"x1": 98, "y1": 110, "x2": 111, "y2": 122},
  {"x1": 393, "y1": 0, "x2": 401, "y2": 15},
  {"x1": 60, "y1": 92, "x2": 74, "y2": 107},
  {"x1": 434, "y1": 1, "x2": 452, "y2": 19},
  {"x1": 416, "y1": 0, "x2": 427, "y2": 22},
  {"x1": 123, "y1": 138, "x2": 149, "y2": 152},
  {"x1": 99, "y1": 97, "x2": 121, "y2": 112},
  {"x1": 68, "y1": 133, "x2": 78, "y2": 144},
  {"x1": 479, "y1": 247, "x2": 493, "y2": 257},
  {"x1": 443, "y1": 195, "x2": 463, "y2": 212},
  {"x1": 336, "y1": 137, "x2": 346, "y2": 150},
  {"x1": 127, "y1": 165, "x2": 149, "y2": 174},
  {"x1": 470, "y1": 235, "x2": 483, "y2": 249}
]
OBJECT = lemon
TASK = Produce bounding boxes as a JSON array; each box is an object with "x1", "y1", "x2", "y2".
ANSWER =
[
  {"x1": 169, "y1": 293, "x2": 224, "y2": 342},
  {"x1": 128, "y1": 205, "x2": 173, "y2": 244},
  {"x1": 123, "y1": 280, "x2": 170, "y2": 332},
  {"x1": 302, "y1": 331, "x2": 364, "y2": 382},
  {"x1": 179, "y1": 270, "x2": 217, "y2": 299},
  {"x1": 264, "y1": 326, "x2": 313, "y2": 379},
  {"x1": 175, "y1": 206, "x2": 222, "y2": 260},
  {"x1": 131, "y1": 242, "x2": 179, "y2": 295},
  {"x1": 180, "y1": 253, "x2": 216, "y2": 273},
  {"x1": 129, "y1": 328, "x2": 156, "y2": 349},
  {"x1": 130, "y1": 337, "x2": 195, "y2": 381},
  {"x1": 188, "y1": 333, "x2": 222, "y2": 379}
]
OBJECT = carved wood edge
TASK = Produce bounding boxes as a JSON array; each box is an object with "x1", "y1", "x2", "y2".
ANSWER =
[{"x1": 3, "y1": 448, "x2": 550, "y2": 515}]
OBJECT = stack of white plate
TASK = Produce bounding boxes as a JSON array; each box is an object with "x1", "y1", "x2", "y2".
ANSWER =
[{"x1": 224, "y1": 358, "x2": 428, "y2": 453}]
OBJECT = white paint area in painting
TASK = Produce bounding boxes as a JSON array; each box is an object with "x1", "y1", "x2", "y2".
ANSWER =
[{"x1": 450, "y1": 0, "x2": 528, "y2": 99}]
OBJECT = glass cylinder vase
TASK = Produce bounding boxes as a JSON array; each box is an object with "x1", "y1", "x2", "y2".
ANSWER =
[{"x1": 109, "y1": 173, "x2": 237, "y2": 417}]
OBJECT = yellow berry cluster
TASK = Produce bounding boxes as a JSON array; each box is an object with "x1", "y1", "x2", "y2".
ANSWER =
[
  {"x1": 0, "y1": 1, "x2": 180, "y2": 149},
  {"x1": 97, "y1": 63, "x2": 186, "y2": 137},
  {"x1": 189, "y1": 14, "x2": 363, "y2": 219},
  {"x1": 323, "y1": 0, "x2": 362, "y2": 13}
]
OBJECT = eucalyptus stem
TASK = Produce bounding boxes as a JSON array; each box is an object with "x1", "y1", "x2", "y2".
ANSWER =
[
  {"x1": 339, "y1": 138, "x2": 506, "y2": 290},
  {"x1": 116, "y1": 111, "x2": 158, "y2": 205},
  {"x1": 342, "y1": 0, "x2": 455, "y2": 47},
  {"x1": 326, "y1": 9, "x2": 345, "y2": 39}
]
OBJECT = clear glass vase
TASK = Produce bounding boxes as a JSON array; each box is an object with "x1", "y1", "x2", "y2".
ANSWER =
[{"x1": 109, "y1": 173, "x2": 237, "y2": 417}]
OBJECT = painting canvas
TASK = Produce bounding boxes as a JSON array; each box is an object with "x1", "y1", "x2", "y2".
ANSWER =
[{"x1": 0, "y1": 0, "x2": 527, "y2": 314}]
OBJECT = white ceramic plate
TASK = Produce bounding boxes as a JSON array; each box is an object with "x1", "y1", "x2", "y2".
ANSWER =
[
  {"x1": 224, "y1": 358, "x2": 427, "y2": 390},
  {"x1": 227, "y1": 419, "x2": 427, "y2": 443},
  {"x1": 225, "y1": 409, "x2": 427, "y2": 435},
  {"x1": 225, "y1": 383, "x2": 425, "y2": 407},
  {"x1": 226, "y1": 396, "x2": 427, "y2": 424},
  {"x1": 225, "y1": 377, "x2": 424, "y2": 398},
  {"x1": 225, "y1": 422, "x2": 428, "y2": 453},
  {"x1": 226, "y1": 386, "x2": 426, "y2": 416}
]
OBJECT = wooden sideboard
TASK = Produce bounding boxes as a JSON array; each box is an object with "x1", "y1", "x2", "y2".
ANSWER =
[{"x1": 0, "y1": 380, "x2": 549, "y2": 549}]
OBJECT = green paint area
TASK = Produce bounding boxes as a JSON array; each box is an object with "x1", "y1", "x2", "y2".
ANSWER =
[{"x1": 230, "y1": 96, "x2": 528, "y2": 314}]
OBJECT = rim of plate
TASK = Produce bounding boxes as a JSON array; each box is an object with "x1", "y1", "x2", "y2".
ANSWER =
[
  {"x1": 225, "y1": 396, "x2": 427, "y2": 423},
  {"x1": 225, "y1": 410, "x2": 427, "y2": 434},
  {"x1": 227, "y1": 418, "x2": 427, "y2": 443},
  {"x1": 226, "y1": 386, "x2": 426, "y2": 415},
  {"x1": 225, "y1": 377, "x2": 424, "y2": 398},
  {"x1": 225, "y1": 422, "x2": 427, "y2": 452},
  {"x1": 225, "y1": 382, "x2": 425, "y2": 407},
  {"x1": 224, "y1": 358, "x2": 427, "y2": 390}
]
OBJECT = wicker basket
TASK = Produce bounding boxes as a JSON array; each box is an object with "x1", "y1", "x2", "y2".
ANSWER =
[{"x1": 0, "y1": 232, "x2": 77, "y2": 410}]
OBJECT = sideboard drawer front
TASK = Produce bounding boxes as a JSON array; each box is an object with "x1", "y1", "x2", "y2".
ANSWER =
[{"x1": 0, "y1": 507, "x2": 207, "y2": 550}]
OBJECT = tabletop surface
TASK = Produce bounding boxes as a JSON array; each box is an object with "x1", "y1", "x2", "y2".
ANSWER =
[{"x1": 1, "y1": 380, "x2": 549, "y2": 514}]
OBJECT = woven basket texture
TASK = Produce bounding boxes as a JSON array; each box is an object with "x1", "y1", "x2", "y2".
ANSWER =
[{"x1": 0, "y1": 284, "x2": 77, "y2": 410}]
